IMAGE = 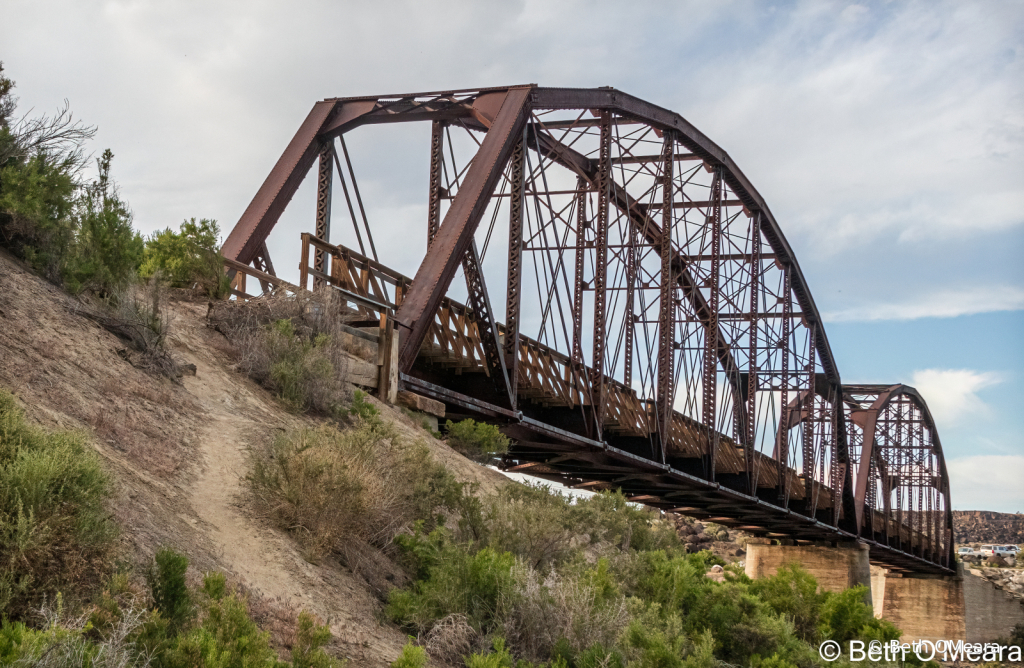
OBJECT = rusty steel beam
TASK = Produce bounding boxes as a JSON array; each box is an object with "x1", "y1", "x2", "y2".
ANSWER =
[
  {"x1": 313, "y1": 141, "x2": 333, "y2": 288},
  {"x1": 462, "y1": 241, "x2": 514, "y2": 408},
  {"x1": 394, "y1": 87, "x2": 533, "y2": 373},
  {"x1": 571, "y1": 175, "x2": 587, "y2": 368},
  {"x1": 504, "y1": 135, "x2": 526, "y2": 406},
  {"x1": 590, "y1": 110, "x2": 612, "y2": 438},
  {"x1": 427, "y1": 120, "x2": 444, "y2": 244},
  {"x1": 655, "y1": 135, "x2": 674, "y2": 464},
  {"x1": 223, "y1": 101, "x2": 339, "y2": 264},
  {"x1": 803, "y1": 328, "x2": 816, "y2": 502},
  {"x1": 702, "y1": 169, "x2": 722, "y2": 481},
  {"x1": 776, "y1": 264, "x2": 792, "y2": 505},
  {"x1": 745, "y1": 213, "x2": 761, "y2": 494}
]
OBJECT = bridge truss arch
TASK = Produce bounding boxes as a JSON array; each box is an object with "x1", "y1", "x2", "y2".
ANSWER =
[
  {"x1": 843, "y1": 385, "x2": 955, "y2": 568},
  {"x1": 223, "y1": 85, "x2": 953, "y2": 574}
]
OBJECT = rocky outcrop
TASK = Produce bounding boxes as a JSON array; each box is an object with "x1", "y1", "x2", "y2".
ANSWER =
[
  {"x1": 954, "y1": 510, "x2": 1024, "y2": 544},
  {"x1": 971, "y1": 567, "x2": 1024, "y2": 601},
  {"x1": 670, "y1": 516, "x2": 748, "y2": 560}
]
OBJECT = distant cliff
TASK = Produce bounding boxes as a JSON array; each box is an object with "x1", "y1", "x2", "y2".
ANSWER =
[{"x1": 954, "y1": 510, "x2": 1024, "y2": 544}]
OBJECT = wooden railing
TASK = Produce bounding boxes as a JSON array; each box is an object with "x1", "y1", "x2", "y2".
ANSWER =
[{"x1": 224, "y1": 257, "x2": 300, "y2": 300}]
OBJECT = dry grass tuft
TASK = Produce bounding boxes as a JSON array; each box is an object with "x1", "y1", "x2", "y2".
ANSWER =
[
  {"x1": 424, "y1": 613, "x2": 476, "y2": 664},
  {"x1": 208, "y1": 287, "x2": 354, "y2": 415}
]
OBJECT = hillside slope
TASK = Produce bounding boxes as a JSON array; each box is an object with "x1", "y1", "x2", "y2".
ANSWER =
[{"x1": 0, "y1": 248, "x2": 509, "y2": 666}]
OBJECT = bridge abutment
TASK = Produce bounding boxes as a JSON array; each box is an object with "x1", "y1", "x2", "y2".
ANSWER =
[
  {"x1": 874, "y1": 570, "x2": 966, "y2": 642},
  {"x1": 877, "y1": 566, "x2": 1024, "y2": 643}
]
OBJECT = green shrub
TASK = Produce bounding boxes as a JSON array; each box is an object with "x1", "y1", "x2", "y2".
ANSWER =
[
  {"x1": 0, "y1": 606, "x2": 141, "y2": 667},
  {"x1": 291, "y1": 610, "x2": 342, "y2": 668},
  {"x1": 349, "y1": 390, "x2": 379, "y2": 421},
  {"x1": 148, "y1": 547, "x2": 193, "y2": 632},
  {"x1": 818, "y1": 585, "x2": 899, "y2": 646},
  {"x1": 203, "y1": 571, "x2": 228, "y2": 601},
  {"x1": 141, "y1": 217, "x2": 230, "y2": 298},
  {"x1": 749, "y1": 563, "x2": 824, "y2": 642},
  {"x1": 265, "y1": 320, "x2": 335, "y2": 413},
  {"x1": 445, "y1": 419, "x2": 510, "y2": 463},
  {"x1": 167, "y1": 588, "x2": 286, "y2": 668},
  {"x1": 464, "y1": 637, "x2": 547, "y2": 668},
  {"x1": 235, "y1": 318, "x2": 349, "y2": 416},
  {"x1": 0, "y1": 389, "x2": 116, "y2": 618},
  {"x1": 209, "y1": 289, "x2": 355, "y2": 416},
  {"x1": 388, "y1": 538, "x2": 521, "y2": 635},
  {"x1": 391, "y1": 641, "x2": 428, "y2": 668},
  {"x1": 619, "y1": 612, "x2": 689, "y2": 668},
  {"x1": 466, "y1": 486, "x2": 682, "y2": 570},
  {"x1": 1, "y1": 66, "x2": 143, "y2": 295}
]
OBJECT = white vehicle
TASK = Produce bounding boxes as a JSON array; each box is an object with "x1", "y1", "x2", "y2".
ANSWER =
[
  {"x1": 979, "y1": 545, "x2": 1016, "y2": 558},
  {"x1": 1004, "y1": 545, "x2": 1021, "y2": 554},
  {"x1": 957, "y1": 546, "x2": 976, "y2": 556}
]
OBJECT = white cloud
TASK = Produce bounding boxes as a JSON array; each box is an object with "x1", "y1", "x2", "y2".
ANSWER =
[
  {"x1": 678, "y1": 1, "x2": 1024, "y2": 257},
  {"x1": 909, "y1": 368, "x2": 1003, "y2": 428},
  {"x1": 946, "y1": 455, "x2": 1024, "y2": 512},
  {"x1": 823, "y1": 285, "x2": 1024, "y2": 322}
]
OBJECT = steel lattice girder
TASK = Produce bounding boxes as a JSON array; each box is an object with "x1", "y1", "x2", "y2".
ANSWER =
[{"x1": 223, "y1": 85, "x2": 955, "y2": 574}]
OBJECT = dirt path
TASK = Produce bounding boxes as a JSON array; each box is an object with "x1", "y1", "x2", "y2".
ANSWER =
[{"x1": 170, "y1": 303, "x2": 412, "y2": 665}]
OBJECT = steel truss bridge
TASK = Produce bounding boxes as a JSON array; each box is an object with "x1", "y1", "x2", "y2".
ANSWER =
[{"x1": 222, "y1": 85, "x2": 955, "y2": 574}]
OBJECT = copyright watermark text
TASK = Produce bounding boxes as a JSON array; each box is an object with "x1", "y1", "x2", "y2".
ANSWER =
[{"x1": 818, "y1": 638, "x2": 1022, "y2": 663}]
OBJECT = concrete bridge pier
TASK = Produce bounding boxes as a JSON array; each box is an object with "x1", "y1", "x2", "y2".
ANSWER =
[{"x1": 744, "y1": 539, "x2": 1024, "y2": 643}]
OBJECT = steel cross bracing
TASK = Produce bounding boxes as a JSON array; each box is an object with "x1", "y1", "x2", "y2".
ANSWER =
[{"x1": 223, "y1": 85, "x2": 955, "y2": 574}]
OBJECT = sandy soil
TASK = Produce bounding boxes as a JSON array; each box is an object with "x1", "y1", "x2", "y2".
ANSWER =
[{"x1": 0, "y1": 248, "x2": 509, "y2": 666}]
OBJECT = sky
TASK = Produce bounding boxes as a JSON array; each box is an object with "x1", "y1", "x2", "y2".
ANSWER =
[{"x1": 2, "y1": 0, "x2": 1022, "y2": 512}]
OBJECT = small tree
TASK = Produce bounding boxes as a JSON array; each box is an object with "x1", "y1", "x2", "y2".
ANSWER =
[
  {"x1": 444, "y1": 419, "x2": 510, "y2": 463},
  {"x1": 141, "y1": 217, "x2": 230, "y2": 297},
  {"x1": 65, "y1": 149, "x2": 144, "y2": 294}
]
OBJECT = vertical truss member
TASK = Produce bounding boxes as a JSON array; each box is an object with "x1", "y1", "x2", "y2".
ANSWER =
[
  {"x1": 591, "y1": 110, "x2": 612, "y2": 438},
  {"x1": 504, "y1": 134, "x2": 526, "y2": 407},
  {"x1": 746, "y1": 212, "x2": 761, "y2": 495},
  {"x1": 313, "y1": 141, "x2": 333, "y2": 288},
  {"x1": 702, "y1": 169, "x2": 722, "y2": 480},
  {"x1": 656, "y1": 134, "x2": 675, "y2": 464},
  {"x1": 427, "y1": 120, "x2": 444, "y2": 245}
]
